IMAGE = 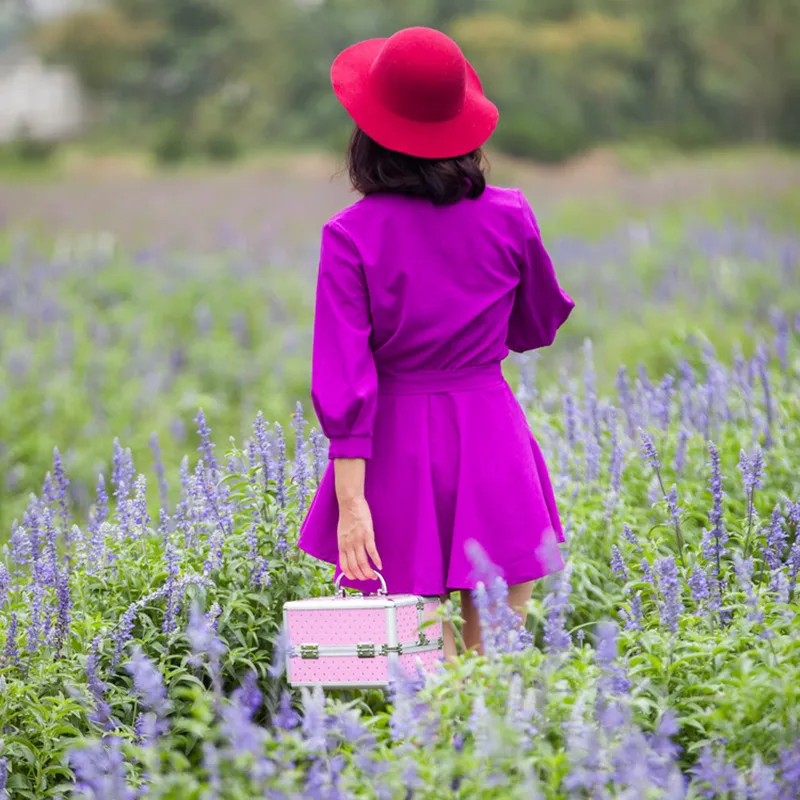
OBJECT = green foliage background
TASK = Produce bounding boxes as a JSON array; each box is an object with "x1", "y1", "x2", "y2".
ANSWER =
[{"x1": 8, "y1": 0, "x2": 800, "y2": 162}]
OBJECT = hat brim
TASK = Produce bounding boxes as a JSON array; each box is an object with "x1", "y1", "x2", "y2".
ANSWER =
[{"x1": 331, "y1": 38, "x2": 499, "y2": 160}]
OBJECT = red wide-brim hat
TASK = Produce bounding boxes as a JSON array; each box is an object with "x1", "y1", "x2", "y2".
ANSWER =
[{"x1": 331, "y1": 27, "x2": 499, "y2": 160}]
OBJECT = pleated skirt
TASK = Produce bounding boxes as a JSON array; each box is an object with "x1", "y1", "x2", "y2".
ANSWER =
[{"x1": 297, "y1": 363, "x2": 566, "y2": 595}]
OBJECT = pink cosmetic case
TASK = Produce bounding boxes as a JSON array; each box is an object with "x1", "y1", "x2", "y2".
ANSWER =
[{"x1": 283, "y1": 572, "x2": 444, "y2": 689}]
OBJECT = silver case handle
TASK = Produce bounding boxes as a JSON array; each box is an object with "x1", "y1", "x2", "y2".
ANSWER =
[{"x1": 335, "y1": 570, "x2": 388, "y2": 597}]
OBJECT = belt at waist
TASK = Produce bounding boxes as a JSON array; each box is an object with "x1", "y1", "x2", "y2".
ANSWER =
[{"x1": 377, "y1": 363, "x2": 505, "y2": 395}]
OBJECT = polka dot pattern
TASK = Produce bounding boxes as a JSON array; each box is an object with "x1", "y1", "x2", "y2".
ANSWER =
[
  {"x1": 400, "y1": 647, "x2": 444, "y2": 673},
  {"x1": 290, "y1": 655, "x2": 388, "y2": 686},
  {"x1": 286, "y1": 606, "x2": 389, "y2": 647},
  {"x1": 396, "y1": 604, "x2": 420, "y2": 643}
]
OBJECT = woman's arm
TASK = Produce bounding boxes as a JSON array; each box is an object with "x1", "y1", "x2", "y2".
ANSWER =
[
  {"x1": 310, "y1": 221, "x2": 382, "y2": 581},
  {"x1": 334, "y1": 457, "x2": 382, "y2": 581}
]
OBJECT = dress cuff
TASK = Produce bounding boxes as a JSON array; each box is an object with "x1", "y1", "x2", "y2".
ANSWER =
[{"x1": 328, "y1": 435, "x2": 373, "y2": 460}]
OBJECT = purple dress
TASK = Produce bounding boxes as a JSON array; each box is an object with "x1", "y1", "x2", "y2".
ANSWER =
[{"x1": 298, "y1": 185, "x2": 574, "y2": 595}]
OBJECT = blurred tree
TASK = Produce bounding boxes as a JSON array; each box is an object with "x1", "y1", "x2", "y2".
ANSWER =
[
  {"x1": 36, "y1": 8, "x2": 160, "y2": 93},
  {"x1": 26, "y1": 0, "x2": 800, "y2": 160}
]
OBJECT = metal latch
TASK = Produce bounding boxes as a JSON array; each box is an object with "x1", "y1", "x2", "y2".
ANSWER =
[
  {"x1": 357, "y1": 643, "x2": 376, "y2": 658},
  {"x1": 300, "y1": 644, "x2": 319, "y2": 660},
  {"x1": 380, "y1": 644, "x2": 404, "y2": 656}
]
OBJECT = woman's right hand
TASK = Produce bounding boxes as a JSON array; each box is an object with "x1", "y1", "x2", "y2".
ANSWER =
[{"x1": 337, "y1": 494, "x2": 382, "y2": 582}]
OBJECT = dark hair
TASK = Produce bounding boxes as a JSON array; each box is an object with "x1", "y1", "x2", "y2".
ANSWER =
[{"x1": 346, "y1": 127, "x2": 487, "y2": 206}]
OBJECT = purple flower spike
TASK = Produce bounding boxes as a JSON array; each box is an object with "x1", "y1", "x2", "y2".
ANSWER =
[
  {"x1": 639, "y1": 429, "x2": 661, "y2": 472},
  {"x1": 68, "y1": 737, "x2": 134, "y2": 800},
  {"x1": 655, "y1": 557, "x2": 683, "y2": 633},
  {"x1": 610, "y1": 545, "x2": 628, "y2": 582}
]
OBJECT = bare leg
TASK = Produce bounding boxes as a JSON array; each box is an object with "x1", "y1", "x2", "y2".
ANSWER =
[
  {"x1": 461, "y1": 580, "x2": 536, "y2": 655},
  {"x1": 460, "y1": 589, "x2": 482, "y2": 655},
  {"x1": 507, "y1": 580, "x2": 536, "y2": 625},
  {"x1": 440, "y1": 593, "x2": 458, "y2": 662}
]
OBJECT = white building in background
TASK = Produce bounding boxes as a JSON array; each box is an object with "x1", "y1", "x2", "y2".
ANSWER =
[{"x1": 0, "y1": 0, "x2": 86, "y2": 142}]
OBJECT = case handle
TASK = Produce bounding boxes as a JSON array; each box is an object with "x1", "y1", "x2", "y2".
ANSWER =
[{"x1": 335, "y1": 570, "x2": 388, "y2": 597}]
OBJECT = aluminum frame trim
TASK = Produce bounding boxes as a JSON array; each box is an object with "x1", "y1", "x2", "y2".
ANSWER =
[{"x1": 289, "y1": 681, "x2": 390, "y2": 689}]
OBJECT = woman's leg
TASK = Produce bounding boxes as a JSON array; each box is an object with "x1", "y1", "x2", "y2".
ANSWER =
[
  {"x1": 461, "y1": 580, "x2": 536, "y2": 655},
  {"x1": 440, "y1": 593, "x2": 458, "y2": 661}
]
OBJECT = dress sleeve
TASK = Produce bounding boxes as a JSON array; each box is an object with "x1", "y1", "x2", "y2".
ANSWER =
[
  {"x1": 506, "y1": 190, "x2": 575, "y2": 354},
  {"x1": 310, "y1": 220, "x2": 377, "y2": 460}
]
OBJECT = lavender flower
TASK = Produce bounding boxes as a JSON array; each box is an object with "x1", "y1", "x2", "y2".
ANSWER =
[
  {"x1": 274, "y1": 422, "x2": 287, "y2": 508},
  {"x1": 202, "y1": 742, "x2": 221, "y2": 800},
  {"x1": 292, "y1": 402, "x2": 311, "y2": 516},
  {"x1": 655, "y1": 557, "x2": 683, "y2": 633},
  {"x1": 69, "y1": 737, "x2": 134, "y2": 800},
  {"x1": 86, "y1": 636, "x2": 113, "y2": 730},
  {"x1": 111, "y1": 439, "x2": 135, "y2": 539},
  {"x1": 666, "y1": 485, "x2": 685, "y2": 562},
  {"x1": 467, "y1": 540, "x2": 533, "y2": 655},
  {"x1": 640, "y1": 558, "x2": 655, "y2": 586},
  {"x1": 148, "y1": 433, "x2": 169, "y2": 511},
  {"x1": 220, "y1": 671, "x2": 271, "y2": 780},
  {"x1": 739, "y1": 447, "x2": 765, "y2": 495},
  {"x1": 0, "y1": 563, "x2": 9, "y2": 611},
  {"x1": 129, "y1": 475, "x2": 150, "y2": 537},
  {"x1": 764, "y1": 505, "x2": 787, "y2": 570},
  {"x1": 505, "y1": 673, "x2": 539, "y2": 747},
  {"x1": 616, "y1": 366, "x2": 636, "y2": 436},
  {"x1": 268, "y1": 627, "x2": 291, "y2": 679},
  {"x1": 639, "y1": 429, "x2": 662, "y2": 473},
  {"x1": 673, "y1": 427, "x2": 691, "y2": 477},
  {"x1": 253, "y1": 412, "x2": 272, "y2": 492},
  {"x1": 53, "y1": 569, "x2": 72, "y2": 653},
  {"x1": 688, "y1": 566, "x2": 709, "y2": 614},
  {"x1": 621, "y1": 593, "x2": 643, "y2": 632},
  {"x1": 595, "y1": 621, "x2": 632, "y2": 695},
  {"x1": 692, "y1": 746, "x2": 738, "y2": 798},
  {"x1": 607, "y1": 407, "x2": 624, "y2": 497},
  {"x1": 194, "y1": 409, "x2": 219, "y2": 483},
  {"x1": 87, "y1": 475, "x2": 108, "y2": 573},
  {"x1": 274, "y1": 690, "x2": 299, "y2": 731},
  {"x1": 704, "y1": 443, "x2": 728, "y2": 571},
  {"x1": 564, "y1": 703, "x2": 609, "y2": 793},
  {"x1": 186, "y1": 601, "x2": 226, "y2": 693},
  {"x1": 245, "y1": 515, "x2": 269, "y2": 589},
  {"x1": 309, "y1": 429, "x2": 327, "y2": 485},
  {"x1": 733, "y1": 554, "x2": 767, "y2": 632},
  {"x1": 788, "y1": 539, "x2": 800, "y2": 595},
  {"x1": 749, "y1": 756, "x2": 779, "y2": 799},
  {"x1": 543, "y1": 564, "x2": 573, "y2": 654},
  {"x1": 623, "y1": 524, "x2": 642, "y2": 553},
  {"x1": 387, "y1": 662, "x2": 427, "y2": 743},
  {"x1": 51, "y1": 446, "x2": 72, "y2": 532},
  {"x1": 274, "y1": 510, "x2": 289, "y2": 557},
  {"x1": 2, "y1": 612, "x2": 19, "y2": 666},
  {"x1": 779, "y1": 744, "x2": 800, "y2": 794},
  {"x1": 655, "y1": 373, "x2": 675, "y2": 430},
  {"x1": 300, "y1": 684, "x2": 328, "y2": 752},
  {"x1": 562, "y1": 393, "x2": 578, "y2": 448},
  {"x1": 27, "y1": 579, "x2": 44, "y2": 656},
  {"x1": 9, "y1": 520, "x2": 31, "y2": 570},
  {"x1": 583, "y1": 409, "x2": 602, "y2": 483},
  {"x1": 161, "y1": 511, "x2": 181, "y2": 635},
  {"x1": 610, "y1": 545, "x2": 628, "y2": 582},
  {"x1": 125, "y1": 647, "x2": 171, "y2": 744},
  {"x1": 756, "y1": 343, "x2": 774, "y2": 447},
  {"x1": 0, "y1": 755, "x2": 7, "y2": 800}
]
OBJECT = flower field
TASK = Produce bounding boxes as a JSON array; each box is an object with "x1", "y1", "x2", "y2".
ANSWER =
[{"x1": 0, "y1": 168, "x2": 799, "y2": 798}]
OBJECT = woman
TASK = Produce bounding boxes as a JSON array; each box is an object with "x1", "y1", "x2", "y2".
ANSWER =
[{"x1": 298, "y1": 26, "x2": 574, "y2": 658}]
